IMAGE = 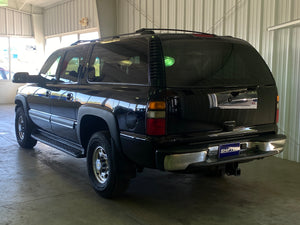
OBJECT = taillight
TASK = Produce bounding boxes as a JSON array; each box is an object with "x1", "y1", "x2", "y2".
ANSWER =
[
  {"x1": 276, "y1": 95, "x2": 279, "y2": 123},
  {"x1": 146, "y1": 101, "x2": 166, "y2": 136}
]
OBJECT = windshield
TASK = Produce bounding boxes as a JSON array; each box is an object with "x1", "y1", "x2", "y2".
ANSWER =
[{"x1": 161, "y1": 39, "x2": 275, "y2": 87}]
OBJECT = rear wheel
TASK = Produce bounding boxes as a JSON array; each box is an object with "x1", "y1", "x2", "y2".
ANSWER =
[
  {"x1": 15, "y1": 107, "x2": 37, "y2": 149},
  {"x1": 86, "y1": 132, "x2": 130, "y2": 198}
]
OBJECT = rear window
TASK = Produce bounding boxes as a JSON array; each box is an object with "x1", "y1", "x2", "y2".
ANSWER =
[{"x1": 161, "y1": 39, "x2": 275, "y2": 87}]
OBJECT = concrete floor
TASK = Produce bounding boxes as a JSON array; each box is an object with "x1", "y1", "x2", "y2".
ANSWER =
[{"x1": 0, "y1": 104, "x2": 300, "y2": 225}]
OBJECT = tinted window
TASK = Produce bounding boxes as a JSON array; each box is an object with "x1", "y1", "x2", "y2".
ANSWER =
[
  {"x1": 162, "y1": 39, "x2": 275, "y2": 87},
  {"x1": 59, "y1": 46, "x2": 89, "y2": 83},
  {"x1": 88, "y1": 38, "x2": 148, "y2": 84},
  {"x1": 40, "y1": 53, "x2": 62, "y2": 81}
]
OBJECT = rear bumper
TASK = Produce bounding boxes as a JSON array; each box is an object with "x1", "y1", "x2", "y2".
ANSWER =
[{"x1": 156, "y1": 134, "x2": 286, "y2": 171}]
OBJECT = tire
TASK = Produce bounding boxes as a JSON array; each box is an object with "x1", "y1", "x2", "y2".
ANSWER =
[
  {"x1": 86, "y1": 131, "x2": 129, "y2": 198},
  {"x1": 15, "y1": 107, "x2": 37, "y2": 149}
]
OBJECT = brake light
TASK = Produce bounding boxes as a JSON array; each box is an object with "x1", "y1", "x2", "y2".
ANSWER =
[
  {"x1": 276, "y1": 96, "x2": 279, "y2": 124},
  {"x1": 146, "y1": 101, "x2": 166, "y2": 136}
]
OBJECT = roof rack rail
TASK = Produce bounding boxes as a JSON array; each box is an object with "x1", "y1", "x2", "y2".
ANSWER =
[
  {"x1": 135, "y1": 28, "x2": 215, "y2": 36},
  {"x1": 70, "y1": 30, "x2": 140, "y2": 46},
  {"x1": 71, "y1": 40, "x2": 94, "y2": 46},
  {"x1": 70, "y1": 28, "x2": 215, "y2": 46}
]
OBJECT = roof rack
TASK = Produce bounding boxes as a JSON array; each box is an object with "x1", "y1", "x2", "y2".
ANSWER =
[
  {"x1": 70, "y1": 31, "x2": 139, "y2": 46},
  {"x1": 70, "y1": 28, "x2": 215, "y2": 46},
  {"x1": 135, "y1": 28, "x2": 214, "y2": 36},
  {"x1": 71, "y1": 39, "x2": 96, "y2": 46}
]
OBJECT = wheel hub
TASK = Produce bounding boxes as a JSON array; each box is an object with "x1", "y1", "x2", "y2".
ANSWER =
[
  {"x1": 96, "y1": 159, "x2": 101, "y2": 171},
  {"x1": 92, "y1": 146, "x2": 110, "y2": 184},
  {"x1": 18, "y1": 115, "x2": 25, "y2": 141}
]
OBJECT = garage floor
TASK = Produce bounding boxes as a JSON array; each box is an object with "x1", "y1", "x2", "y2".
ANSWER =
[{"x1": 0, "y1": 104, "x2": 300, "y2": 225}]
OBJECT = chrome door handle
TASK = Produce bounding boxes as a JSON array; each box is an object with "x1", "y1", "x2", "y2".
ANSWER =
[
  {"x1": 67, "y1": 93, "x2": 73, "y2": 101},
  {"x1": 46, "y1": 90, "x2": 51, "y2": 97}
]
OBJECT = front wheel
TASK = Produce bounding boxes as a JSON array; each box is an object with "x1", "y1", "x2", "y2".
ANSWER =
[
  {"x1": 15, "y1": 107, "x2": 37, "y2": 149},
  {"x1": 86, "y1": 132, "x2": 129, "y2": 198}
]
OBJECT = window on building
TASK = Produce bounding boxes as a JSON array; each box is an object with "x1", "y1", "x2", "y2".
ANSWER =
[
  {"x1": 45, "y1": 37, "x2": 60, "y2": 58},
  {"x1": 10, "y1": 37, "x2": 39, "y2": 76},
  {"x1": 0, "y1": 37, "x2": 39, "y2": 80},
  {"x1": 0, "y1": 37, "x2": 9, "y2": 80},
  {"x1": 61, "y1": 34, "x2": 78, "y2": 47},
  {"x1": 80, "y1": 32, "x2": 99, "y2": 40},
  {"x1": 45, "y1": 31, "x2": 99, "y2": 58}
]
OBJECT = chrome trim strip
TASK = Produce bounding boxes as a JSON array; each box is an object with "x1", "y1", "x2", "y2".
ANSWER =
[
  {"x1": 218, "y1": 98, "x2": 258, "y2": 109},
  {"x1": 208, "y1": 90, "x2": 258, "y2": 109},
  {"x1": 87, "y1": 81, "x2": 149, "y2": 86},
  {"x1": 120, "y1": 132, "x2": 147, "y2": 141},
  {"x1": 208, "y1": 127, "x2": 257, "y2": 137},
  {"x1": 29, "y1": 109, "x2": 76, "y2": 129},
  {"x1": 163, "y1": 138, "x2": 286, "y2": 171},
  {"x1": 208, "y1": 93, "x2": 218, "y2": 108},
  {"x1": 51, "y1": 115, "x2": 76, "y2": 129},
  {"x1": 29, "y1": 109, "x2": 51, "y2": 122}
]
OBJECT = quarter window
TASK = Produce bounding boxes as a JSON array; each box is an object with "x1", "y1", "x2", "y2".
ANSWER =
[{"x1": 88, "y1": 38, "x2": 148, "y2": 84}]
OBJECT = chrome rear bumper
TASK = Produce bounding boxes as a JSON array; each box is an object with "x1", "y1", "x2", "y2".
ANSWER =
[{"x1": 162, "y1": 134, "x2": 286, "y2": 171}]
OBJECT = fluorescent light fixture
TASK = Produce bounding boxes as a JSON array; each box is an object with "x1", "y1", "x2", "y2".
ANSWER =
[
  {"x1": 0, "y1": 0, "x2": 8, "y2": 6},
  {"x1": 268, "y1": 19, "x2": 300, "y2": 31}
]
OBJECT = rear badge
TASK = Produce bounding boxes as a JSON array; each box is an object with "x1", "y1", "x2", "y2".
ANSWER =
[{"x1": 219, "y1": 143, "x2": 240, "y2": 158}]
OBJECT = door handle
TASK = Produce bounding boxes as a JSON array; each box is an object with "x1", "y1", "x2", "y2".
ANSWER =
[
  {"x1": 46, "y1": 91, "x2": 51, "y2": 97},
  {"x1": 67, "y1": 93, "x2": 73, "y2": 101}
]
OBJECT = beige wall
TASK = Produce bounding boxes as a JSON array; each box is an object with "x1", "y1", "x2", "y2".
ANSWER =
[{"x1": 0, "y1": 81, "x2": 23, "y2": 104}]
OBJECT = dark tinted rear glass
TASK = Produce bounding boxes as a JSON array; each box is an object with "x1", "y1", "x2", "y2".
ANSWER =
[
  {"x1": 161, "y1": 39, "x2": 274, "y2": 87},
  {"x1": 88, "y1": 38, "x2": 148, "y2": 84}
]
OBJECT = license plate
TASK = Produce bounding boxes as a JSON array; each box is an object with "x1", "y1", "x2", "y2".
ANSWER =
[{"x1": 219, "y1": 143, "x2": 240, "y2": 158}]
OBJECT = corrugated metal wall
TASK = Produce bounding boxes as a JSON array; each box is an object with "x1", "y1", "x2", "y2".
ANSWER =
[
  {"x1": 117, "y1": 0, "x2": 300, "y2": 162},
  {"x1": 0, "y1": 7, "x2": 33, "y2": 36},
  {"x1": 43, "y1": 0, "x2": 98, "y2": 37}
]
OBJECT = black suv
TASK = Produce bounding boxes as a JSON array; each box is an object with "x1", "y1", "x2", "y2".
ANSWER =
[{"x1": 13, "y1": 29, "x2": 286, "y2": 198}]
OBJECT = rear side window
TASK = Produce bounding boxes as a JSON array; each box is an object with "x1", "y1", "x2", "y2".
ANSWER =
[
  {"x1": 162, "y1": 39, "x2": 275, "y2": 87},
  {"x1": 88, "y1": 38, "x2": 148, "y2": 84}
]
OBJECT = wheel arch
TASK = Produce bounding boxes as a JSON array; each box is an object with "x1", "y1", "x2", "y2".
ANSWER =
[
  {"x1": 77, "y1": 105, "x2": 121, "y2": 154},
  {"x1": 14, "y1": 94, "x2": 30, "y2": 119}
]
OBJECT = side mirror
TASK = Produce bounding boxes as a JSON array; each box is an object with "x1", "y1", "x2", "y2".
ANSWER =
[
  {"x1": 12, "y1": 72, "x2": 30, "y2": 83},
  {"x1": 12, "y1": 72, "x2": 41, "y2": 83}
]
